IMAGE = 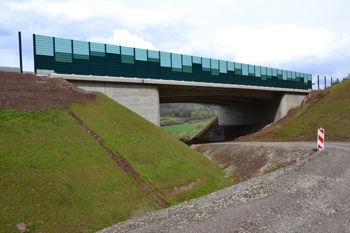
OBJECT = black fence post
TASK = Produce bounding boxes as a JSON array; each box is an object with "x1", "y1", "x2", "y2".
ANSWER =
[
  {"x1": 33, "y1": 34, "x2": 36, "y2": 74},
  {"x1": 104, "y1": 43, "x2": 107, "y2": 76},
  {"x1": 331, "y1": 77, "x2": 333, "y2": 85},
  {"x1": 89, "y1": 42, "x2": 91, "y2": 75},
  {"x1": 71, "y1": 40, "x2": 74, "y2": 74},
  {"x1": 53, "y1": 37, "x2": 56, "y2": 73},
  {"x1": 18, "y1": 31, "x2": 23, "y2": 73},
  {"x1": 317, "y1": 75, "x2": 319, "y2": 90},
  {"x1": 324, "y1": 76, "x2": 326, "y2": 89}
]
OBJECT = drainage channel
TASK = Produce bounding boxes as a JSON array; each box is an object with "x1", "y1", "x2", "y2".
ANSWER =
[{"x1": 66, "y1": 108, "x2": 170, "y2": 208}]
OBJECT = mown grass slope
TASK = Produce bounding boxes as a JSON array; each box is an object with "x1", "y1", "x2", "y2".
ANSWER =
[
  {"x1": 0, "y1": 94, "x2": 225, "y2": 233},
  {"x1": 235, "y1": 78, "x2": 350, "y2": 142},
  {"x1": 0, "y1": 108, "x2": 152, "y2": 233},
  {"x1": 69, "y1": 94, "x2": 225, "y2": 199}
]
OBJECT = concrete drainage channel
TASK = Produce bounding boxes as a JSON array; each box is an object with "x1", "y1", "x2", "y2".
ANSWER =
[{"x1": 65, "y1": 109, "x2": 170, "y2": 208}]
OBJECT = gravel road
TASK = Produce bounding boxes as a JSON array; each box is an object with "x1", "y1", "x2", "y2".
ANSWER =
[{"x1": 98, "y1": 142, "x2": 350, "y2": 233}]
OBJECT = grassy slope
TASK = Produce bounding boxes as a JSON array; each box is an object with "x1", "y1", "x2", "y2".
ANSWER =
[
  {"x1": 0, "y1": 94, "x2": 225, "y2": 232},
  {"x1": 237, "y1": 79, "x2": 350, "y2": 142},
  {"x1": 0, "y1": 108, "x2": 152, "y2": 233},
  {"x1": 69, "y1": 95, "x2": 224, "y2": 198}
]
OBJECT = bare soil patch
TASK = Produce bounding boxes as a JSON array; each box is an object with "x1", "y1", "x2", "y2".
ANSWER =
[
  {"x1": 191, "y1": 143, "x2": 315, "y2": 184},
  {"x1": 0, "y1": 71, "x2": 96, "y2": 111},
  {"x1": 168, "y1": 179, "x2": 200, "y2": 196}
]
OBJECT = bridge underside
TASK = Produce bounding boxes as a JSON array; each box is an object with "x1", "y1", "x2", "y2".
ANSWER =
[
  {"x1": 158, "y1": 84, "x2": 307, "y2": 125},
  {"x1": 159, "y1": 84, "x2": 279, "y2": 104},
  {"x1": 51, "y1": 74, "x2": 309, "y2": 127}
]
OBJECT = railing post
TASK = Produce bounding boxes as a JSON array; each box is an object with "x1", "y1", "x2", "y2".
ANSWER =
[
  {"x1": 104, "y1": 43, "x2": 107, "y2": 76},
  {"x1": 53, "y1": 37, "x2": 56, "y2": 73},
  {"x1": 89, "y1": 42, "x2": 91, "y2": 75},
  {"x1": 331, "y1": 77, "x2": 333, "y2": 85},
  {"x1": 18, "y1": 31, "x2": 23, "y2": 73},
  {"x1": 317, "y1": 75, "x2": 319, "y2": 90},
  {"x1": 71, "y1": 40, "x2": 74, "y2": 74},
  {"x1": 324, "y1": 76, "x2": 326, "y2": 89},
  {"x1": 33, "y1": 34, "x2": 37, "y2": 74}
]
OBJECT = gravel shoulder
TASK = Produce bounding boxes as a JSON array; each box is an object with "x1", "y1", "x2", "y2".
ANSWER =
[{"x1": 98, "y1": 142, "x2": 350, "y2": 233}]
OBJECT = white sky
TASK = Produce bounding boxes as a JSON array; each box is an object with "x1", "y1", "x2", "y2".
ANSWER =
[{"x1": 1, "y1": 0, "x2": 350, "y2": 88}]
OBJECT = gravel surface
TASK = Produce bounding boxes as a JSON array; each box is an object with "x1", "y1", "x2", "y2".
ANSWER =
[{"x1": 98, "y1": 142, "x2": 350, "y2": 233}]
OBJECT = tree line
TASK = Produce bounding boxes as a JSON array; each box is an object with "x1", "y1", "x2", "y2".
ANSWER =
[{"x1": 160, "y1": 103, "x2": 218, "y2": 126}]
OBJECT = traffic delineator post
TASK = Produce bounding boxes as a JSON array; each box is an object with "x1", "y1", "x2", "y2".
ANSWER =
[{"x1": 317, "y1": 128, "x2": 325, "y2": 150}]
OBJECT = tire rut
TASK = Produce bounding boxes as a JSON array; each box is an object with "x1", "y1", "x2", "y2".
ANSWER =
[{"x1": 66, "y1": 108, "x2": 170, "y2": 208}]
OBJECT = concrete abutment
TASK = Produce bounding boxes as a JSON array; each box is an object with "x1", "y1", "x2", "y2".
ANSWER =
[
  {"x1": 218, "y1": 93, "x2": 307, "y2": 125},
  {"x1": 70, "y1": 80, "x2": 160, "y2": 127}
]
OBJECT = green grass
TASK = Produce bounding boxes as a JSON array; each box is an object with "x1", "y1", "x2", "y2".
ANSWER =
[
  {"x1": 0, "y1": 95, "x2": 227, "y2": 232},
  {"x1": 191, "y1": 115, "x2": 218, "y2": 140},
  {"x1": 0, "y1": 108, "x2": 150, "y2": 232},
  {"x1": 240, "y1": 78, "x2": 350, "y2": 142},
  {"x1": 69, "y1": 95, "x2": 223, "y2": 196},
  {"x1": 161, "y1": 121, "x2": 206, "y2": 137}
]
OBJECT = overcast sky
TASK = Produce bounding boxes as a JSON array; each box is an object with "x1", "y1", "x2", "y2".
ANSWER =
[{"x1": 1, "y1": 0, "x2": 349, "y2": 88}]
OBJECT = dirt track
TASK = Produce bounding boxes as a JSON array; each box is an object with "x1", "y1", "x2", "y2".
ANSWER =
[{"x1": 99, "y1": 142, "x2": 350, "y2": 233}]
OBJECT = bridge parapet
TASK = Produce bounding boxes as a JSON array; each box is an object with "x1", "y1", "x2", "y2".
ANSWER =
[{"x1": 34, "y1": 34, "x2": 312, "y2": 90}]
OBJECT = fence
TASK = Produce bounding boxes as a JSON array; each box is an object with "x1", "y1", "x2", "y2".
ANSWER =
[{"x1": 33, "y1": 34, "x2": 312, "y2": 90}]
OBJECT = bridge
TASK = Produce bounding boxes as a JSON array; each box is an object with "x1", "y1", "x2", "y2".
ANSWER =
[{"x1": 34, "y1": 34, "x2": 311, "y2": 127}]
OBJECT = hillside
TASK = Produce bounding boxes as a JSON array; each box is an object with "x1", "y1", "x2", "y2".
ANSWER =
[
  {"x1": 235, "y1": 78, "x2": 350, "y2": 142},
  {"x1": 0, "y1": 72, "x2": 226, "y2": 232}
]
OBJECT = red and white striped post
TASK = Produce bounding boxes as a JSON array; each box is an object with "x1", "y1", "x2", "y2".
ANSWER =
[{"x1": 317, "y1": 128, "x2": 325, "y2": 150}]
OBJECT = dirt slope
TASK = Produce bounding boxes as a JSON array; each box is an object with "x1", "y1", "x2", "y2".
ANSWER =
[{"x1": 0, "y1": 71, "x2": 95, "y2": 111}]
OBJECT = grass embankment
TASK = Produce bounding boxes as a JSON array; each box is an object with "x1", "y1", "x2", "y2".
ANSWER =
[
  {"x1": 1, "y1": 94, "x2": 226, "y2": 232},
  {"x1": 161, "y1": 120, "x2": 206, "y2": 137},
  {"x1": 237, "y1": 78, "x2": 350, "y2": 142},
  {"x1": 190, "y1": 115, "x2": 219, "y2": 140},
  {"x1": 0, "y1": 108, "x2": 148, "y2": 232}
]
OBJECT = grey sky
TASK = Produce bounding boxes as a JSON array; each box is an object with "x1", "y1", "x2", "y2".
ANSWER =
[{"x1": 1, "y1": 0, "x2": 349, "y2": 88}]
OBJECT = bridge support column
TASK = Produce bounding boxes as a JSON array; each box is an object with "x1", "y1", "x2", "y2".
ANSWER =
[
  {"x1": 218, "y1": 93, "x2": 307, "y2": 125},
  {"x1": 69, "y1": 81, "x2": 160, "y2": 126}
]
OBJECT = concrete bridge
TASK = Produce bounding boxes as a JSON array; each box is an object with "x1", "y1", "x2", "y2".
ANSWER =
[
  {"x1": 49, "y1": 73, "x2": 309, "y2": 127},
  {"x1": 33, "y1": 34, "x2": 312, "y2": 127}
]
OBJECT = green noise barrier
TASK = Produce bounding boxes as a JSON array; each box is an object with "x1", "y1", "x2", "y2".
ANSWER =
[{"x1": 33, "y1": 34, "x2": 312, "y2": 90}]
